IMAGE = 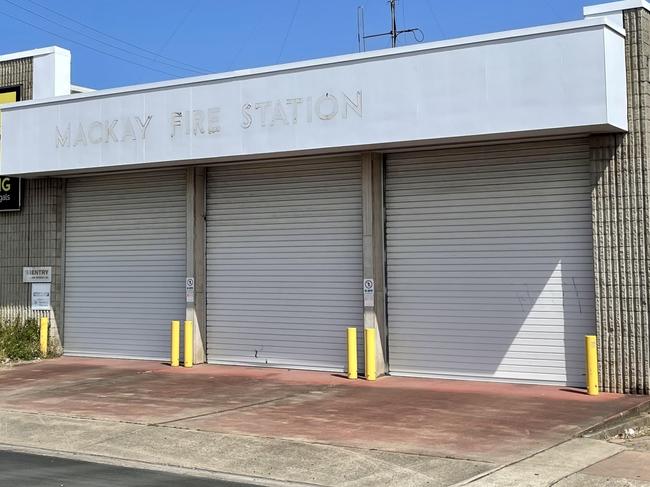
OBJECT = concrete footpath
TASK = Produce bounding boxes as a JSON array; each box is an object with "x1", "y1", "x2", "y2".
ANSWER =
[{"x1": 0, "y1": 357, "x2": 649, "y2": 486}]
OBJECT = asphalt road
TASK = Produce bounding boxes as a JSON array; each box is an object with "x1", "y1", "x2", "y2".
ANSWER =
[{"x1": 0, "y1": 450, "x2": 260, "y2": 487}]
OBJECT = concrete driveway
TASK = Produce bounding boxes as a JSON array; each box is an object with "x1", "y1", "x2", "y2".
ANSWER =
[{"x1": 0, "y1": 357, "x2": 648, "y2": 486}]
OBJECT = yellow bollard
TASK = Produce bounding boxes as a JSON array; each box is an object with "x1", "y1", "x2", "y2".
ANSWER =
[
  {"x1": 39, "y1": 316, "x2": 48, "y2": 357},
  {"x1": 347, "y1": 327, "x2": 358, "y2": 380},
  {"x1": 585, "y1": 335, "x2": 599, "y2": 396},
  {"x1": 364, "y1": 327, "x2": 376, "y2": 381},
  {"x1": 171, "y1": 320, "x2": 180, "y2": 367},
  {"x1": 184, "y1": 320, "x2": 193, "y2": 368}
]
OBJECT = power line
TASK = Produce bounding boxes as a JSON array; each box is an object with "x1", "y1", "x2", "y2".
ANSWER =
[
  {"x1": 0, "y1": 8, "x2": 181, "y2": 78},
  {"x1": 276, "y1": 0, "x2": 301, "y2": 63},
  {"x1": 545, "y1": 1, "x2": 562, "y2": 20},
  {"x1": 157, "y1": 0, "x2": 201, "y2": 56},
  {"x1": 2, "y1": 0, "x2": 208, "y2": 75},
  {"x1": 424, "y1": 0, "x2": 446, "y2": 37},
  {"x1": 24, "y1": 0, "x2": 210, "y2": 74},
  {"x1": 226, "y1": 16, "x2": 256, "y2": 71}
]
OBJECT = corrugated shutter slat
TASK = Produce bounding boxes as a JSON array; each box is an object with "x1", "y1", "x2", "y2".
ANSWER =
[
  {"x1": 206, "y1": 158, "x2": 363, "y2": 371},
  {"x1": 64, "y1": 170, "x2": 187, "y2": 360},
  {"x1": 385, "y1": 139, "x2": 596, "y2": 386}
]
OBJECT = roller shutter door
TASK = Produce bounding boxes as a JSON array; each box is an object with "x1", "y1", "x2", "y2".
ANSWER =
[
  {"x1": 206, "y1": 158, "x2": 363, "y2": 370},
  {"x1": 64, "y1": 170, "x2": 186, "y2": 360},
  {"x1": 385, "y1": 139, "x2": 595, "y2": 385}
]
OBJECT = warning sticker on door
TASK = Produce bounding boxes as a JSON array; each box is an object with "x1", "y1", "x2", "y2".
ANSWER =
[
  {"x1": 186, "y1": 277, "x2": 195, "y2": 303},
  {"x1": 363, "y1": 278, "x2": 374, "y2": 308}
]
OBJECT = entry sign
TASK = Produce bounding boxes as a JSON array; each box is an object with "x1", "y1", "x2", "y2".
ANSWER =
[
  {"x1": 23, "y1": 267, "x2": 52, "y2": 283},
  {"x1": 186, "y1": 277, "x2": 195, "y2": 303},
  {"x1": 363, "y1": 278, "x2": 375, "y2": 308},
  {"x1": 31, "y1": 283, "x2": 51, "y2": 310},
  {"x1": 0, "y1": 176, "x2": 22, "y2": 212}
]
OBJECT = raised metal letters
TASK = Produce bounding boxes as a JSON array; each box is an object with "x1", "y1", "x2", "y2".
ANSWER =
[
  {"x1": 58, "y1": 115, "x2": 153, "y2": 147},
  {"x1": 240, "y1": 90, "x2": 363, "y2": 129},
  {"x1": 55, "y1": 90, "x2": 362, "y2": 148}
]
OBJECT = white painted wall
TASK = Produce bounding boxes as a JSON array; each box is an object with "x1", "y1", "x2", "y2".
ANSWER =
[
  {"x1": 32, "y1": 47, "x2": 71, "y2": 100},
  {"x1": 0, "y1": 18, "x2": 627, "y2": 176}
]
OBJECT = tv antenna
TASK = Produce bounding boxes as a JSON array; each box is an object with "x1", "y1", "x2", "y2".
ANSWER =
[{"x1": 357, "y1": 0, "x2": 424, "y2": 52}]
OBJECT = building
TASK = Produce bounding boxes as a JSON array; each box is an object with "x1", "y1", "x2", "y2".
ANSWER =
[
  {"x1": 0, "y1": 46, "x2": 86, "y2": 352},
  {"x1": 0, "y1": 1, "x2": 648, "y2": 394}
]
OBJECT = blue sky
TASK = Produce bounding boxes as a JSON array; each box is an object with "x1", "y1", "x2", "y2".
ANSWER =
[{"x1": 0, "y1": 0, "x2": 593, "y2": 90}]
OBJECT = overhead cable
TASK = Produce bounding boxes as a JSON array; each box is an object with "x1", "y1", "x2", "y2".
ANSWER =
[
  {"x1": 24, "y1": 0, "x2": 210, "y2": 74},
  {"x1": 2, "y1": 0, "x2": 208, "y2": 75},
  {"x1": 0, "y1": 8, "x2": 182, "y2": 78}
]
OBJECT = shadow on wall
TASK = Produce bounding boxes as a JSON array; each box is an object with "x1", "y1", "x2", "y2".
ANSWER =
[
  {"x1": 561, "y1": 263, "x2": 595, "y2": 386},
  {"x1": 389, "y1": 258, "x2": 594, "y2": 385},
  {"x1": 386, "y1": 142, "x2": 596, "y2": 386}
]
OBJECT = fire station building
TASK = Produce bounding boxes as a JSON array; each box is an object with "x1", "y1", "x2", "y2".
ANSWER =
[{"x1": 1, "y1": 1, "x2": 649, "y2": 394}]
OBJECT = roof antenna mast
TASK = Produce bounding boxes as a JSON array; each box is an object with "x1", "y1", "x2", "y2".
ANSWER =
[{"x1": 357, "y1": 0, "x2": 424, "y2": 52}]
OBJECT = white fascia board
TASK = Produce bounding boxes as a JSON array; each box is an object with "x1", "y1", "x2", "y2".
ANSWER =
[
  {"x1": 584, "y1": 0, "x2": 650, "y2": 16},
  {"x1": 0, "y1": 46, "x2": 63, "y2": 63},
  {"x1": 0, "y1": 17, "x2": 628, "y2": 176},
  {"x1": 70, "y1": 85, "x2": 95, "y2": 94},
  {"x1": 0, "y1": 16, "x2": 624, "y2": 111},
  {"x1": 584, "y1": 1, "x2": 650, "y2": 29},
  {"x1": 604, "y1": 27, "x2": 628, "y2": 129}
]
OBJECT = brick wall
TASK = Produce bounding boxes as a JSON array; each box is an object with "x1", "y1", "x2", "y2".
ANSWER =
[
  {"x1": 0, "y1": 57, "x2": 32, "y2": 99},
  {"x1": 1, "y1": 55, "x2": 63, "y2": 350},
  {"x1": 0, "y1": 180, "x2": 64, "y2": 351}
]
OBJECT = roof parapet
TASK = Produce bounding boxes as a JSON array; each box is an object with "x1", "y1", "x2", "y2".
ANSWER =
[{"x1": 584, "y1": 0, "x2": 650, "y2": 29}]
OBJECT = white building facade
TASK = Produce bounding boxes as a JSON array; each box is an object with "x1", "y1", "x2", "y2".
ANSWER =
[{"x1": 1, "y1": 1, "x2": 648, "y2": 393}]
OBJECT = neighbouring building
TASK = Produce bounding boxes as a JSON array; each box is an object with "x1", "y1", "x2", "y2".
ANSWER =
[
  {"x1": 1, "y1": 1, "x2": 649, "y2": 394},
  {"x1": 0, "y1": 46, "x2": 87, "y2": 352}
]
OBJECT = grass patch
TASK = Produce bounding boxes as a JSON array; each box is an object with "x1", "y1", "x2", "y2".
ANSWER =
[{"x1": 0, "y1": 317, "x2": 41, "y2": 361}]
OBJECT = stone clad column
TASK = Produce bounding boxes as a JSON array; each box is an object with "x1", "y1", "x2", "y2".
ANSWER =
[
  {"x1": 591, "y1": 6, "x2": 650, "y2": 394},
  {"x1": 186, "y1": 167, "x2": 207, "y2": 364},
  {"x1": 361, "y1": 152, "x2": 387, "y2": 375}
]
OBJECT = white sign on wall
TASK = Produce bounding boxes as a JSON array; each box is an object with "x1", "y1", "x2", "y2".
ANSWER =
[
  {"x1": 31, "y1": 282, "x2": 51, "y2": 310},
  {"x1": 23, "y1": 266, "x2": 52, "y2": 283},
  {"x1": 363, "y1": 278, "x2": 375, "y2": 308},
  {"x1": 0, "y1": 18, "x2": 626, "y2": 176},
  {"x1": 186, "y1": 277, "x2": 195, "y2": 304}
]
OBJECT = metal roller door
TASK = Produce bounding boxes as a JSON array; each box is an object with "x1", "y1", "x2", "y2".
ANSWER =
[
  {"x1": 385, "y1": 139, "x2": 595, "y2": 385},
  {"x1": 206, "y1": 158, "x2": 363, "y2": 370},
  {"x1": 64, "y1": 170, "x2": 186, "y2": 360}
]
